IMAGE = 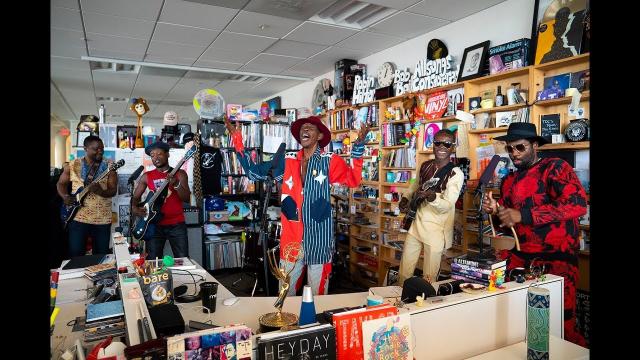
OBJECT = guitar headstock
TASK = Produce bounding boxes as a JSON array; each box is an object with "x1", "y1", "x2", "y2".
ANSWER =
[
  {"x1": 111, "y1": 159, "x2": 125, "y2": 171},
  {"x1": 422, "y1": 177, "x2": 439, "y2": 190},
  {"x1": 184, "y1": 146, "x2": 197, "y2": 160}
]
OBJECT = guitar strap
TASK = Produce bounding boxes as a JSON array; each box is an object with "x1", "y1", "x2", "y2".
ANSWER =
[
  {"x1": 430, "y1": 162, "x2": 455, "y2": 192},
  {"x1": 83, "y1": 159, "x2": 102, "y2": 186}
]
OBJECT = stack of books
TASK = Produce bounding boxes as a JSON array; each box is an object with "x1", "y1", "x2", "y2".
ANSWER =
[
  {"x1": 84, "y1": 262, "x2": 116, "y2": 282},
  {"x1": 450, "y1": 255, "x2": 506, "y2": 286}
]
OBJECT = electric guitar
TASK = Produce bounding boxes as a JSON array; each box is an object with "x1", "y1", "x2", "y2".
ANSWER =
[
  {"x1": 61, "y1": 159, "x2": 125, "y2": 228},
  {"x1": 131, "y1": 147, "x2": 196, "y2": 241}
]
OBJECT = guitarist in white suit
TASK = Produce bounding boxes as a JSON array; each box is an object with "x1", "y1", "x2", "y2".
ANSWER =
[
  {"x1": 398, "y1": 130, "x2": 463, "y2": 284},
  {"x1": 57, "y1": 136, "x2": 117, "y2": 256},
  {"x1": 132, "y1": 142, "x2": 190, "y2": 259}
]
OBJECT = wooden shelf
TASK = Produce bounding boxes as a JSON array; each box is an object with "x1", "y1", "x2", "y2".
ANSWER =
[
  {"x1": 352, "y1": 237, "x2": 380, "y2": 246},
  {"x1": 422, "y1": 82, "x2": 464, "y2": 94},
  {"x1": 579, "y1": 250, "x2": 590, "y2": 256},
  {"x1": 377, "y1": 94, "x2": 406, "y2": 103},
  {"x1": 379, "y1": 200, "x2": 400, "y2": 204},
  {"x1": 422, "y1": 116, "x2": 459, "y2": 124},
  {"x1": 352, "y1": 249, "x2": 376, "y2": 257},
  {"x1": 534, "y1": 91, "x2": 590, "y2": 106},
  {"x1": 331, "y1": 128, "x2": 350, "y2": 133},
  {"x1": 380, "y1": 214, "x2": 404, "y2": 220},
  {"x1": 468, "y1": 127, "x2": 509, "y2": 134},
  {"x1": 534, "y1": 53, "x2": 589, "y2": 72},
  {"x1": 382, "y1": 145, "x2": 409, "y2": 149},
  {"x1": 418, "y1": 150, "x2": 433, "y2": 154},
  {"x1": 354, "y1": 262, "x2": 378, "y2": 273},
  {"x1": 383, "y1": 119, "x2": 411, "y2": 124},
  {"x1": 470, "y1": 103, "x2": 528, "y2": 115},
  {"x1": 538, "y1": 141, "x2": 589, "y2": 151},
  {"x1": 361, "y1": 180, "x2": 379, "y2": 186},
  {"x1": 381, "y1": 182, "x2": 409, "y2": 187},
  {"x1": 380, "y1": 257, "x2": 400, "y2": 266},
  {"x1": 466, "y1": 66, "x2": 531, "y2": 85}
]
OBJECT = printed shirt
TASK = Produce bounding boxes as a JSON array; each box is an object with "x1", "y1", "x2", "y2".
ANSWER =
[
  {"x1": 233, "y1": 134, "x2": 364, "y2": 264},
  {"x1": 498, "y1": 158, "x2": 587, "y2": 256},
  {"x1": 146, "y1": 169, "x2": 185, "y2": 225},
  {"x1": 69, "y1": 158, "x2": 113, "y2": 225}
]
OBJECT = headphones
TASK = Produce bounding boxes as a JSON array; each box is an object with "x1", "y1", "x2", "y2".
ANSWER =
[{"x1": 174, "y1": 284, "x2": 201, "y2": 303}]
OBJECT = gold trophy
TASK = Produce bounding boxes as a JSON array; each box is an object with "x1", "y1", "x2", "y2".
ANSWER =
[{"x1": 258, "y1": 242, "x2": 304, "y2": 331}]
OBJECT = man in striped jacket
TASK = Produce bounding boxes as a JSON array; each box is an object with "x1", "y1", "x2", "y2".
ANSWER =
[{"x1": 226, "y1": 116, "x2": 369, "y2": 295}]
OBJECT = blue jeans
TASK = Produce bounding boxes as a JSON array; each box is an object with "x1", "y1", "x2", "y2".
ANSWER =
[
  {"x1": 146, "y1": 222, "x2": 188, "y2": 260},
  {"x1": 67, "y1": 221, "x2": 111, "y2": 257}
]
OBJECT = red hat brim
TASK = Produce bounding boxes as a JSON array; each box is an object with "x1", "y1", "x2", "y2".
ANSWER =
[{"x1": 290, "y1": 116, "x2": 331, "y2": 148}]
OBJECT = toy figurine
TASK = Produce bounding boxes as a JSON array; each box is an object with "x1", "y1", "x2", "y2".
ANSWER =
[
  {"x1": 415, "y1": 293, "x2": 425, "y2": 307},
  {"x1": 130, "y1": 98, "x2": 149, "y2": 148}
]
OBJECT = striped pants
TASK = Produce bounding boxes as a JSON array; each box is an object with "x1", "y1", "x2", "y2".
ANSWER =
[{"x1": 280, "y1": 260, "x2": 332, "y2": 296}]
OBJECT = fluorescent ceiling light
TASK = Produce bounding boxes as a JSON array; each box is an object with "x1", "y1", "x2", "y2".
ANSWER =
[{"x1": 81, "y1": 56, "x2": 312, "y2": 82}]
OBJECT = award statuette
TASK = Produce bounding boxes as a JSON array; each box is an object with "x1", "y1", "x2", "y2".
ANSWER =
[{"x1": 258, "y1": 242, "x2": 304, "y2": 332}]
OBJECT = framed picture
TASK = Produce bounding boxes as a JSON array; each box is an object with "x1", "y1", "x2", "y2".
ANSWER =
[
  {"x1": 76, "y1": 131, "x2": 91, "y2": 147},
  {"x1": 531, "y1": 0, "x2": 588, "y2": 65},
  {"x1": 457, "y1": 41, "x2": 490, "y2": 81},
  {"x1": 266, "y1": 96, "x2": 281, "y2": 115}
]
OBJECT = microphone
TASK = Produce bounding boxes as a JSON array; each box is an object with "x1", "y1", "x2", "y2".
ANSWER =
[
  {"x1": 128, "y1": 165, "x2": 145, "y2": 184},
  {"x1": 474, "y1": 155, "x2": 501, "y2": 195}
]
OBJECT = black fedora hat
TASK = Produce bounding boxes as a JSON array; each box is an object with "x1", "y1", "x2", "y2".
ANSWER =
[{"x1": 494, "y1": 123, "x2": 548, "y2": 145}]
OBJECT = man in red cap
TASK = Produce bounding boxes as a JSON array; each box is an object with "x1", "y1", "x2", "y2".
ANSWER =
[
  {"x1": 482, "y1": 122, "x2": 587, "y2": 346},
  {"x1": 225, "y1": 116, "x2": 369, "y2": 295}
]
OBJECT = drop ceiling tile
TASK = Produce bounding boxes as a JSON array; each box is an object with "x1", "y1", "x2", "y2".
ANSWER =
[
  {"x1": 51, "y1": 6, "x2": 84, "y2": 31},
  {"x1": 89, "y1": 49, "x2": 145, "y2": 61},
  {"x1": 226, "y1": 11, "x2": 303, "y2": 38},
  {"x1": 368, "y1": 11, "x2": 449, "y2": 39},
  {"x1": 81, "y1": 0, "x2": 164, "y2": 21},
  {"x1": 244, "y1": 0, "x2": 337, "y2": 21},
  {"x1": 86, "y1": 33, "x2": 148, "y2": 54},
  {"x1": 51, "y1": 57, "x2": 90, "y2": 71},
  {"x1": 52, "y1": 0, "x2": 79, "y2": 10},
  {"x1": 252, "y1": 78, "x2": 305, "y2": 94},
  {"x1": 310, "y1": 46, "x2": 371, "y2": 63},
  {"x1": 214, "y1": 81, "x2": 256, "y2": 97},
  {"x1": 284, "y1": 22, "x2": 358, "y2": 46},
  {"x1": 144, "y1": 54, "x2": 197, "y2": 66},
  {"x1": 181, "y1": 0, "x2": 250, "y2": 9},
  {"x1": 132, "y1": 75, "x2": 182, "y2": 99},
  {"x1": 406, "y1": 0, "x2": 505, "y2": 21},
  {"x1": 147, "y1": 40, "x2": 207, "y2": 58},
  {"x1": 51, "y1": 28, "x2": 88, "y2": 58},
  {"x1": 240, "y1": 54, "x2": 303, "y2": 74},
  {"x1": 335, "y1": 31, "x2": 404, "y2": 52},
  {"x1": 159, "y1": 0, "x2": 239, "y2": 31},
  {"x1": 192, "y1": 59, "x2": 243, "y2": 70},
  {"x1": 264, "y1": 40, "x2": 328, "y2": 58},
  {"x1": 210, "y1": 32, "x2": 278, "y2": 53},
  {"x1": 281, "y1": 58, "x2": 333, "y2": 78},
  {"x1": 200, "y1": 47, "x2": 261, "y2": 63},
  {"x1": 364, "y1": 0, "x2": 421, "y2": 10},
  {"x1": 152, "y1": 23, "x2": 221, "y2": 47},
  {"x1": 83, "y1": 12, "x2": 155, "y2": 39}
]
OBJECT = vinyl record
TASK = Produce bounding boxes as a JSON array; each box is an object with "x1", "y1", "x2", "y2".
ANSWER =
[
  {"x1": 427, "y1": 39, "x2": 448, "y2": 60},
  {"x1": 541, "y1": 0, "x2": 587, "y2": 24}
]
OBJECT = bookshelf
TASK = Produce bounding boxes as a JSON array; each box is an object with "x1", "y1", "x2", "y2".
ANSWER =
[{"x1": 324, "y1": 53, "x2": 590, "y2": 287}]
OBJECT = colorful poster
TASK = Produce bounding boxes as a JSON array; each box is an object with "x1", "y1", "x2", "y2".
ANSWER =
[
  {"x1": 362, "y1": 313, "x2": 413, "y2": 360},
  {"x1": 423, "y1": 122, "x2": 442, "y2": 150}
]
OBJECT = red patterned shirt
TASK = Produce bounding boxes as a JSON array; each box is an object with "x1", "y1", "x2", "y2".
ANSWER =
[{"x1": 498, "y1": 158, "x2": 587, "y2": 255}]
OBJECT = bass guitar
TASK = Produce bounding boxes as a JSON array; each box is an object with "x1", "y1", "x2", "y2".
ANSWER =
[
  {"x1": 131, "y1": 147, "x2": 196, "y2": 240},
  {"x1": 61, "y1": 159, "x2": 125, "y2": 228}
]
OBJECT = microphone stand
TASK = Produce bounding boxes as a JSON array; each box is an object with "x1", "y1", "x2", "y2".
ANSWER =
[
  {"x1": 127, "y1": 180, "x2": 142, "y2": 255},
  {"x1": 470, "y1": 183, "x2": 496, "y2": 262},
  {"x1": 257, "y1": 168, "x2": 276, "y2": 296}
]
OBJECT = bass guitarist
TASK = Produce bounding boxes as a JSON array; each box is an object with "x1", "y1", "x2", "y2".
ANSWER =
[
  {"x1": 398, "y1": 129, "x2": 463, "y2": 284},
  {"x1": 132, "y1": 142, "x2": 190, "y2": 259},
  {"x1": 57, "y1": 135, "x2": 117, "y2": 257}
]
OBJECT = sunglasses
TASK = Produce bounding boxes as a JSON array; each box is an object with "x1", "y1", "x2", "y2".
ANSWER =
[
  {"x1": 433, "y1": 141, "x2": 455, "y2": 149},
  {"x1": 505, "y1": 143, "x2": 529, "y2": 153}
]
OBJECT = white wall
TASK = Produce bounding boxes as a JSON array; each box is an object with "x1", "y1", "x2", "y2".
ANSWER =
[{"x1": 250, "y1": 0, "x2": 535, "y2": 110}]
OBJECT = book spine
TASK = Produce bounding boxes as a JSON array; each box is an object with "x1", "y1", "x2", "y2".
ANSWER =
[{"x1": 451, "y1": 274, "x2": 490, "y2": 286}]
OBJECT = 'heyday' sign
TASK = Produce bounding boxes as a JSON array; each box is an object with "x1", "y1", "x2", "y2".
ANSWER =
[
  {"x1": 352, "y1": 75, "x2": 376, "y2": 105},
  {"x1": 394, "y1": 55, "x2": 458, "y2": 95}
]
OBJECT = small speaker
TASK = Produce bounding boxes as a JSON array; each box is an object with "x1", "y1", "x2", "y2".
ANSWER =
[{"x1": 148, "y1": 303, "x2": 185, "y2": 337}]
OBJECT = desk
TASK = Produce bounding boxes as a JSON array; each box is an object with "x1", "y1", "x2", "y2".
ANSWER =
[
  {"x1": 466, "y1": 336, "x2": 589, "y2": 359},
  {"x1": 52, "y1": 259, "x2": 564, "y2": 360}
]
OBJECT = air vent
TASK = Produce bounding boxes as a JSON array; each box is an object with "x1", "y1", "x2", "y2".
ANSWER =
[
  {"x1": 90, "y1": 61, "x2": 140, "y2": 74},
  {"x1": 312, "y1": 0, "x2": 397, "y2": 29}
]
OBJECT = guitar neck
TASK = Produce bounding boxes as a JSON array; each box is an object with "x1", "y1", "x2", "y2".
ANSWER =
[
  {"x1": 78, "y1": 167, "x2": 113, "y2": 198},
  {"x1": 149, "y1": 158, "x2": 188, "y2": 203}
]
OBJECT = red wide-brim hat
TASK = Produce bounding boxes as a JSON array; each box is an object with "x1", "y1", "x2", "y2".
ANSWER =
[{"x1": 290, "y1": 116, "x2": 331, "y2": 148}]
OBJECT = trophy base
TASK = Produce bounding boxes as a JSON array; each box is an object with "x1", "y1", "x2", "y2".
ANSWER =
[{"x1": 258, "y1": 311, "x2": 298, "y2": 333}]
